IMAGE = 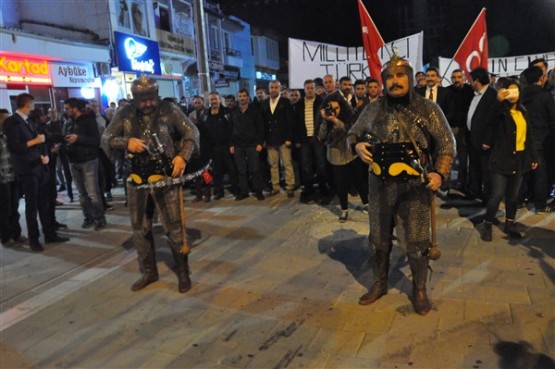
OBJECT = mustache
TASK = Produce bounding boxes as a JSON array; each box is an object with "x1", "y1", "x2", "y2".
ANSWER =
[{"x1": 389, "y1": 84, "x2": 404, "y2": 90}]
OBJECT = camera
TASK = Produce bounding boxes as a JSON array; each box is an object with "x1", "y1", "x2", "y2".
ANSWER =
[{"x1": 323, "y1": 103, "x2": 335, "y2": 116}]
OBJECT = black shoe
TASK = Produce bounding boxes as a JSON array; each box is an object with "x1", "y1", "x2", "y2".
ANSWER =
[
  {"x1": 94, "y1": 221, "x2": 107, "y2": 231},
  {"x1": 214, "y1": 193, "x2": 224, "y2": 200},
  {"x1": 503, "y1": 221, "x2": 522, "y2": 239},
  {"x1": 29, "y1": 241, "x2": 44, "y2": 252},
  {"x1": 287, "y1": 190, "x2": 294, "y2": 198},
  {"x1": 82, "y1": 219, "x2": 95, "y2": 229},
  {"x1": 69, "y1": 196, "x2": 75, "y2": 203},
  {"x1": 105, "y1": 192, "x2": 113, "y2": 201},
  {"x1": 338, "y1": 210, "x2": 348, "y2": 223},
  {"x1": 481, "y1": 221, "x2": 493, "y2": 242},
  {"x1": 235, "y1": 193, "x2": 249, "y2": 201},
  {"x1": 44, "y1": 235, "x2": 69, "y2": 244},
  {"x1": 535, "y1": 206, "x2": 553, "y2": 214},
  {"x1": 57, "y1": 185, "x2": 66, "y2": 192},
  {"x1": 104, "y1": 203, "x2": 115, "y2": 211},
  {"x1": 55, "y1": 222, "x2": 68, "y2": 230},
  {"x1": 255, "y1": 192, "x2": 265, "y2": 201}
]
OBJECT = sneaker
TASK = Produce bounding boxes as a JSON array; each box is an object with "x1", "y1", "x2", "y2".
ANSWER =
[
  {"x1": 255, "y1": 192, "x2": 265, "y2": 201},
  {"x1": 535, "y1": 206, "x2": 553, "y2": 214},
  {"x1": 361, "y1": 204, "x2": 369, "y2": 214},
  {"x1": 82, "y1": 219, "x2": 95, "y2": 229},
  {"x1": 338, "y1": 210, "x2": 348, "y2": 223}
]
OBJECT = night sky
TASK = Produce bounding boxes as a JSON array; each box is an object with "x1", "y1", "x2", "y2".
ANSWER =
[{"x1": 221, "y1": 0, "x2": 555, "y2": 65}]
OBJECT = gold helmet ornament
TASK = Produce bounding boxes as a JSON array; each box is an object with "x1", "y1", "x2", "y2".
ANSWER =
[
  {"x1": 381, "y1": 50, "x2": 415, "y2": 88},
  {"x1": 131, "y1": 75, "x2": 159, "y2": 100}
]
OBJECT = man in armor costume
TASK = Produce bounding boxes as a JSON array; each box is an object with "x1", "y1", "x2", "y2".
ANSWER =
[
  {"x1": 347, "y1": 54, "x2": 455, "y2": 315},
  {"x1": 102, "y1": 76, "x2": 199, "y2": 293}
]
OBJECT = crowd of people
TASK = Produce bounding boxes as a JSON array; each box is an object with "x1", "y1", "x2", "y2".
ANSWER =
[{"x1": 1, "y1": 55, "x2": 554, "y2": 313}]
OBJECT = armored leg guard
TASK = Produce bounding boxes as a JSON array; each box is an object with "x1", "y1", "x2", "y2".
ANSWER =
[
  {"x1": 409, "y1": 255, "x2": 431, "y2": 315},
  {"x1": 131, "y1": 248, "x2": 159, "y2": 291},
  {"x1": 171, "y1": 249, "x2": 192, "y2": 293},
  {"x1": 359, "y1": 248, "x2": 391, "y2": 305}
]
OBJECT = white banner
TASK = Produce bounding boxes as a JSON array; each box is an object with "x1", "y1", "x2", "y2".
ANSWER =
[
  {"x1": 51, "y1": 62, "x2": 100, "y2": 88},
  {"x1": 439, "y1": 51, "x2": 555, "y2": 86},
  {"x1": 288, "y1": 32, "x2": 423, "y2": 88}
]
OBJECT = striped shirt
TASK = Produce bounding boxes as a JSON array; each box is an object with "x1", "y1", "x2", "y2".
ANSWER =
[
  {"x1": 0, "y1": 134, "x2": 15, "y2": 183},
  {"x1": 304, "y1": 98, "x2": 315, "y2": 137}
]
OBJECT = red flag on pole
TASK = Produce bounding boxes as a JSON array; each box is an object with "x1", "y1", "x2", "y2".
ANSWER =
[
  {"x1": 357, "y1": 0, "x2": 385, "y2": 86},
  {"x1": 453, "y1": 8, "x2": 488, "y2": 80}
]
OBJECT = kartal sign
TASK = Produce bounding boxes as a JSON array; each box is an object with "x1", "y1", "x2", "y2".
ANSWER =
[
  {"x1": 115, "y1": 32, "x2": 161, "y2": 75},
  {"x1": 0, "y1": 53, "x2": 52, "y2": 85}
]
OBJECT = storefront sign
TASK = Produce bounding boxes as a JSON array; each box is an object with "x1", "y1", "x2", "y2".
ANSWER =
[
  {"x1": 219, "y1": 66, "x2": 240, "y2": 81},
  {"x1": 51, "y1": 62, "x2": 100, "y2": 87},
  {"x1": 115, "y1": 32, "x2": 161, "y2": 75},
  {"x1": 214, "y1": 79, "x2": 229, "y2": 87},
  {"x1": 256, "y1": 70, "x2": 276, "y2": 81},
  {"x1": 157, "y1": 29, "x2": 195, "y2": 57},
  {"x1": 209, "y1": 61, "x2": 224, "y2": 72},
  {"x1": 0, "y1": 53, "x2": 52, "y2": 85}
]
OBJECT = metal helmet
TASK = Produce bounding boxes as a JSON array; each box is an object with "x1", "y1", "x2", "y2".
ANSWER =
[
  {"x1": 131, "y1": 75, "x2": 159, "y2": 100},
  {"x1": 381, "y1": 51, "x2": 415, "y2": 89}
]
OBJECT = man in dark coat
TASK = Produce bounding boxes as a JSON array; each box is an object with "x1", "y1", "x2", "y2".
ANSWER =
[
  {"x1": 521, "y1": 66, "x2": 555, "y2": 213},
  {"x1": 3, "y1": 94, "x2": 68, "y2": 251},
  {"x1": 466, "y1": 67, "x2": 498, "y2": 203}
]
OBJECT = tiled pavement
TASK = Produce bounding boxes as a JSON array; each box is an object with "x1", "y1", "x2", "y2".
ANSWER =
[{"x1": 1, "y1": 188, "x2": 554, "y2": 369}]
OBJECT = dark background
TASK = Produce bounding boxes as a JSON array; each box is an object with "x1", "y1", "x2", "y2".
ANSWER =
[{"x1": 221, "y1": 0, "x2": 555, "y2": 65}]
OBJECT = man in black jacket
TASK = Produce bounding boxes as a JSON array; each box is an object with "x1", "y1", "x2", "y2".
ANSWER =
[
  {"x1": 446, "y1": 69, "x2": 474, "y2": 192},
  {"x1": 294, "y1": 79, "x2": 328, "y2": 203},
  {"x1": 230, "y1": 89, "x2": 265, "y2": 201},
  {"x1": 466, "y1": 67, "x2": 497, "y2": 203},
  {"x1": 261, "y1": 80, "x2": 296, "y2": 197},
  {"x1": 415, "y1": 66, "x2": 450, "y2": 114},
  {"x1": 521, "y1": 66, "x2": 555, "y2": 213},
  {"x1": 198, "y1": 92, "x2": 238, "y2": 199},
  {"x1": 3, "y1": 94, "x2": 68, "y2": 251},
  {"x1": 64, "y1": 98, "x2": 106, "y2": 230}
]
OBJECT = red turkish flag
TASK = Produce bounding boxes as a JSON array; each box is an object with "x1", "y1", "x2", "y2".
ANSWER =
[
  {"x1": 453, "y1": 8, "x2": 488, "y2": 80},
  {"x1": 358, "y1": 0, "x2": 385, "y2": 86}
]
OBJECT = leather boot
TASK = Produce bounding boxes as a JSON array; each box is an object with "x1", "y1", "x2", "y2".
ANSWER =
[
  {"x1": 409, "y1": 256, "x2": 431, "y2": 315},
  {"x1": 359, "y1": 248, "x2": 390, "y2": 305},
  {"x1": 172, "y1": 249, "x2": 192, "y2": 293},
  {"x1": 481, "y1": 221, "x2": 493, "y2": 242},
  {"x1": 131, "y1": 250, "x2": 159, "y2": 291},
  {"x1": 503, "y1": 220, "x2": 522, "y2": 239}
]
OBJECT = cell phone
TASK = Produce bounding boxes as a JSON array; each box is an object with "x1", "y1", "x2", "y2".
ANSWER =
[{"x1": 506, "y1": 89, "x2": 519, "y2": 99}]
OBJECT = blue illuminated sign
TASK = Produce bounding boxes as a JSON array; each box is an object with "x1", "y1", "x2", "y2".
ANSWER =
[{"x1": 115, "y1": 32, "x2": 161, "y2": 75}]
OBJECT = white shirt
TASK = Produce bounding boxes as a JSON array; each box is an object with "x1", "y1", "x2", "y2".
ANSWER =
[
  {"x1": 269, "y1": 95, "x2": 280, "y2": 114},
  {"x1": 466, "y1": 85, "x2": 489, "y2": 131},
  {"x1": 426, "y1": 85, "x2": 438, "y2": 102}
]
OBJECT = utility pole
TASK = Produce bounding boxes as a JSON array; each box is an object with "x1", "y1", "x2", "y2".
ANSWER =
[{"x1": 192, "y1": 0, "x2": 211, "y2": 98}]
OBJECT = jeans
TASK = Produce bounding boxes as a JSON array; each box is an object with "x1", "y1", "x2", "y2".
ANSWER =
[
  {"x1": 300, "y1": 138, "x2": 328, "y2": 194},
  {"x1": 267, "y1": 144, "x2": 295, "y2": 191},
  {"x1": 234, "y1": 146, "x2": 263, "y2": 195},
  {"x1": 486, "y1": 172, "x2": 523, "y2": 222},
  {"x1": 70, "y1": 159, "x2": 105, "y2": 223}
]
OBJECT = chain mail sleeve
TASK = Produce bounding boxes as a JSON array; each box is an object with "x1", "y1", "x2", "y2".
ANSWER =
[
  {"x1": 166, "y1": 103, "x2": 199, "y2": 163},
  {"x1": 101, "y1": 106, "x2": 133, "y2": 160},
  {"x1": 421, "y1": 100, "x2": 456, "y2": 181},
  {"x1": 347, "y1": 101, "x2": 381, "y2": 152}
]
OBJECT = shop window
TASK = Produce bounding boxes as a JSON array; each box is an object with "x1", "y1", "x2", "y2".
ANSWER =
[{"x1": 155, "y1": 2, "x2": 171, "y2": 31}]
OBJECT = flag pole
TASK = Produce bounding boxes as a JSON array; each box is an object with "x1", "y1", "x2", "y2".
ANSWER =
[
  {"x1": 440, "y1": 7, "x2": 486, "y2": 82},
  {"x1": 358, "y1": 0, "x2": 390, "y2": 58}
]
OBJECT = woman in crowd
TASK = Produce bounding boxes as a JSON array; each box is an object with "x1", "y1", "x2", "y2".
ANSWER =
[
  {"x1": 482, "y1": 78, "x2": 538, "y2": 241},
  {"x1": 318, "y1": 95, "x2": 369, "y2": 222}
]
